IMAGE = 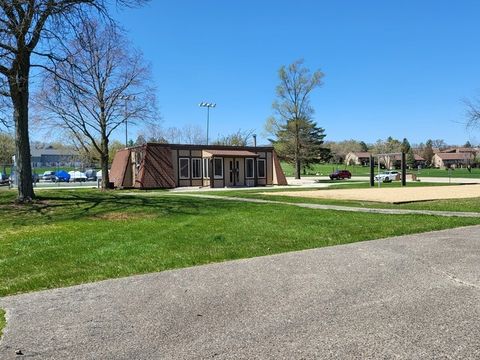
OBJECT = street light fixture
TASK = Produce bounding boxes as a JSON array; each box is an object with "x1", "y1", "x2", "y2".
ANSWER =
[
  {"x1": 199, "y1": 102, "x2": 216, "y2": 145},
  {"x1": 120, "y1": 95, "x2": 136, "y2": 147}
]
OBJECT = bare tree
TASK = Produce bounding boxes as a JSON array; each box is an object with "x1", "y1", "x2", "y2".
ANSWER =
[
  {"x1": 212, "y1": 129, "x2": 255, "y2": 146},
  {"x1": 181, "y1": 124, "x2": 206, "y2": 145},
  {"x1": 266, "y1": 59, "x2": 325, "y2": 179},
  {"x1": 0, "y1": 0, "x2": 148, "y2": 202},
  {"x1": 36, "y1": 19, "x2": 156, "y2": 189}
]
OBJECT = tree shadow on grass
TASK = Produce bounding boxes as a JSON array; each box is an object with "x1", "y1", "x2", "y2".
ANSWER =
[{"x1": 0, "y1": 190, "x2": 245, "y2": 227}]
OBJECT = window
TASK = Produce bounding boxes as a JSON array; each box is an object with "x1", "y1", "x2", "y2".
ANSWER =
[
  {"x1": 257, "y1": 159, "x2": 266, "y2": 178},
  {"x1": 246, "y1": 158, "x2": 254, "y2": 178},
  {"x1": 214, "y1": 158, "x2": 223, "y2": 179},
  {"x1": 203, "y1": 158, "x2": 209, "y2": 179},
  {"x1": 179, "y1": 158, "x2": 189, "y2": 179},
  {"x1": 192, "y1": 158, "x2": 202, "y2": 179}
]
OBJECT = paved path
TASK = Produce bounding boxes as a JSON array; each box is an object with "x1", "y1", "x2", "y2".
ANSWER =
[
  {"x1": 1, "y1": 226, "x2": 480, "y2": 359},
  {"x1": 170, "y1": 193, "x2": 480, "y2": 218}
]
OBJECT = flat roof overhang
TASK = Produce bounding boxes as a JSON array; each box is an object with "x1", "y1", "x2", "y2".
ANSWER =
[{"x1": 203, "y1": 149, "x2": 260, "y2": 157}]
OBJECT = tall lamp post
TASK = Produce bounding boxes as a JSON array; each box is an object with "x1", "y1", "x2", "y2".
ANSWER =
[
  {"x1": 199, "y1": 102, "x2": 216, "y2": 145},
  {"x1": 120, "y1": 95, "x2": 136, "y2": 147}
]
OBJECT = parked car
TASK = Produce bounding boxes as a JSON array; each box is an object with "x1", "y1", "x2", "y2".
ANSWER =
[
  {"x1": 329, "y1": 170, "x2": 352, "y2": 180},
  {"x1": 0, "y1": 173, "x2": 9, "y2": 185},
  {"x1": 8, "y1": 173, "x2": 40, "y2": 184},
  {"x1": 85, "y1": 169, "x2": 97, "y2": 181},
  {"x1": 54, "y1": 170, "x2": 71, "y2": 182},
  {"x1": 68, "y1": 171, "x2": 87, "y2": 182},
  {"x1": 41, "y1": 171, "x2": 56, "y2": 182},
  {"x1": 374, "y1": 170, "x2": 399, "y2": 183}
]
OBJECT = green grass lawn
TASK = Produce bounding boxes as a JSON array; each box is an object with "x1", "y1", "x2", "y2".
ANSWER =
[
  {"x1": 281, "y1": 162, "x2": 480, "y2": 178},
  {"x1": 0, "y1": 189, "x2": 479, "y2": 297}
]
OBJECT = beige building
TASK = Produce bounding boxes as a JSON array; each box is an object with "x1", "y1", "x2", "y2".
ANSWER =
[
  {"x1": 432, "y1": 152, "x2": 474, "y2": 169},
  {"x1": 110, "y1": 143, "x2": 287, "y2": 189},
  {"x1": 344, "y1": 152, "x2": 371, "y2": 166}
]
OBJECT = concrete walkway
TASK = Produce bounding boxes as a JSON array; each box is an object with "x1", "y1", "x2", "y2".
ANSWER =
[
  {"x1": 1, "y1": 226, "x2": 480, "y2": 359},
  {"x1": 172, "y1": 193, "x2": 480, "y2": 218}
]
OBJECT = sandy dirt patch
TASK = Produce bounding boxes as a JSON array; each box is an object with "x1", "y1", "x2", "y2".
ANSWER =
[{"x1": 264, "y1": 184, "x2": 480, "y2": 203}]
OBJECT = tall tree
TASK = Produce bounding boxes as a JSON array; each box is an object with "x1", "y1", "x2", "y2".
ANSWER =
[
  {"x1": 36, "y1": 19, "x2": 156, "y2": 189},
  {"x1": 0, "y1": 0, "x2": 147, "y2": 202},
  {"x1": 423, "y1": 139, "x2": 434, "y2": 167},
  {"x1": 266, "y1": 59, "x2": 325, "y2": 179}
]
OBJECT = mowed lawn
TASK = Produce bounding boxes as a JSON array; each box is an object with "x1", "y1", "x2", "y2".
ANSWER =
[
  {"x1": 281, "y1": 162, "x2": 480, "y2": 178},
  {"x1": 1, "y1": 189, "x2": 480, "y2": 297}
]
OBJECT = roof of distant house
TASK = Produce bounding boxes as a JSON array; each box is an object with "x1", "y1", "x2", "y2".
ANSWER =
[
  {"x1": 434, "y1": 152, "x2": 473, "y2": 160},
  {"x1": 441, "y1": 147, "x2": 478, "y2": 154},
  {"x1": 349, "y1": 151, "x2": 371, "y2": 158},
  {"x1": 31, "y1": 148, "x2": 79, "y2": 157},
  {"x1": 390, "y1": 154, "x2": 425, "y2": 161}
]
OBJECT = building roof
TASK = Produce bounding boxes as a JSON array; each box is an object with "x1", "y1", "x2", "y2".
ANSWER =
[
  {"x1": 31, "y1": 148, "x2": 78, "y2": 157},
  {"x1": 434, "y1": 152, "x2": 473, "y2": 160},
  {"x1": 129, "y1": 143, "x2": 274, "y2": 152},
  {"x1": 441, "y1": 147, "x2": 478, "y2": 154},
  {"x1": 203, "y1": 149, "x2": 259, "y2": 157},
  {"x1": 349, "y1": 152, "x2": 371, "y2": 158},
  {"x1": 390, "y1": 154, "x2": 425, "y2": 161}
]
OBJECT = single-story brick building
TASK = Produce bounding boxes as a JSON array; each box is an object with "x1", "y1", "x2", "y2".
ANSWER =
[{"x1": 110, "y1": 143, "x2": 288, "y2": 189}]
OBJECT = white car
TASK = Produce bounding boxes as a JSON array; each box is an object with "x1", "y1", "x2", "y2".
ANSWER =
[
  {"x1": 374, "y1": 170, "x2": 399, "y2": 183},
  {"x1": 68, "y1": 171, "x2": 87, "y2": 182}
]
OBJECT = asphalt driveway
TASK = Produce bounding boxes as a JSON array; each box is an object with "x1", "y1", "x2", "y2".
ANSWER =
[{"x1": 1, "y1": 226, "x2": 480, "y2": 359}]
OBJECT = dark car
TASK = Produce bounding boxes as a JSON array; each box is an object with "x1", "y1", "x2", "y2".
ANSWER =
[{"x1": 329, "y1": 170, "x2": 352, "y2": 180}]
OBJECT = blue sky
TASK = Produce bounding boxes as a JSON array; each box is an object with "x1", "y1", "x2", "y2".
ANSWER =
[{"x1": 111, "y1": 0, "x2": 480, "y2": 145}]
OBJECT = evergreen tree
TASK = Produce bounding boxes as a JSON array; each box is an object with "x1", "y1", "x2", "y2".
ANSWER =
[
  {"x1": 359, "y1": 141, "x2": 369, "y2": 152},
  {"x1": 272, "y1": 119, "x2": 329, "y2": 174},
  {"x1": 401, "y1": 138, "x2": 411, "y2": 154},
  {"x1": 407, "y1": 148, "x2": 416, "y2": 169}
]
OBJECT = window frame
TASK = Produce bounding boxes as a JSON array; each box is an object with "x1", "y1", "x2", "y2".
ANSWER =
[
  {"x1": 179, "y1": 157, "x2": 190, "y2": 180},
  {"x1": 203, "y1": 158, "x2": 209, "y2": 179},
  {"x1": 213, "y1": 158, "x2": 223, "y2": 179},
  {"x1": 257, "y1": 158, "x2": 266, "y2": 178},
  {"x1": 191, "y1": 158, "x2": 202, "y2": 179},
  {"x1": 245, "y1": 158, "x2": 255, "y2": 179}
]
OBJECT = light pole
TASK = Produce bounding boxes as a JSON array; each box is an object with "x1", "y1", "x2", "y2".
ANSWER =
[
  {"x1": 120, "y1": 95, "x2": 136, "y2": 147},
  {"x1": 199, "y1": 102, "x2": 216, "y2": 145}
]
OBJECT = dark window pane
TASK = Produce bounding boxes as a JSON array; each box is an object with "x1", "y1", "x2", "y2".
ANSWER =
[
  {"x1": 180, "y1": 158, "x2": 189, "y2": 179},
  {"x1": 246, "y1": 158, "x2": 254, "y2": 178},
  {"x1": 258, "y1": 159, "x2": 265, "y2": 178}
]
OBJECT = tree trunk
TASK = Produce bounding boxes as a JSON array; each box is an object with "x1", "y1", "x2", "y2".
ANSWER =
[
  {"x1": 294, "y1": 119, "x2": 301, "y2": 179},
  {"x1": 10, "y1": 55, "x2": 35, "y2": 202},
  {"x1": 100, "y1": 138, "x2": 110, "y2": 190}
]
